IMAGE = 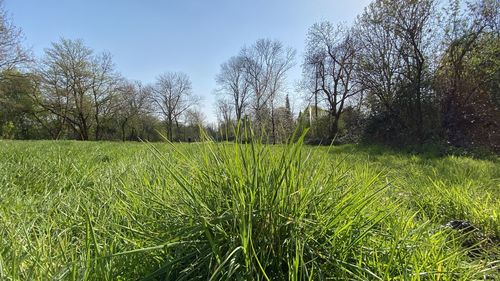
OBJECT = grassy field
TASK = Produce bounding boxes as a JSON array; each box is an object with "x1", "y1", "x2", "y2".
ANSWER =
[{"x1": 0, "y1": 139, "x2": 498, "y2": 280}]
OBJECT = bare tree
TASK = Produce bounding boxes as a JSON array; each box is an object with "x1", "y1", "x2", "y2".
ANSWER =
[
  {"x1": 303, "y1": 22, "x2": 360, "y2": 139},
  {"x1": 89, "y1": 52, "x2": 121, "y2": 140},
  {"x1": 0, "y1": 0, "x2": 29, "y2": 71},
  {"x1": 354, "y1": 1, "x2": 404, "y2": 114},
  {"x1": 215, "y1": 55, "x2": 250, "y2": 125},
  {"x1": 116, "y1": 80, "x2": 150, "y2": 141},
  {"x1": 215, "y1": 98, "x2": 233, "y2": 126},
  {"x1": 185, "y1": 107, "x2": 205, "y2": 127},
  {"x1": 215, "y1": 97, "x2": 234, "y2": 139},
  {"x1": 241, "y1": 38, "x2": 295, "y2": 142},
  {"x1": 274, "y1": 94, "x2": 294, "y2": 142},
  {"x1": 149, "y1": 72, "x2": 199, "y2": 140}
]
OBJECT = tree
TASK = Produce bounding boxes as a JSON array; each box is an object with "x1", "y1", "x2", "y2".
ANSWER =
[
  {"x1": 149, "y1": 72, "x2": 199, "y2": 140},
  {"x1": 303, "y1": 21, "x2": 360, "y2": 140},
  {"x1": 0, "y1": 70, "x2": 39, "y2": 139},
  {"x1": 183, "y1": 107, "x2": 206, "y2": 141},
  {"x1": 283, "y1": 94, "x2": 294, "y2": 136},
  {"x1": 437, "y1": 0, "x2": 500, "y2": 150},
  {"x1": 116, "y1": 80, "x2": 150, "y2": 141},
  {"x1": 35, "y1": 38, "x2": 120, "y2": 140},
  {"x1": 274, "y1": 94, "x2": 294, "y2": 142},
  {"x1": 354, "y1": 0, "x2": 438, "y2": 144},
  {"x1": 215, "y1": 55, "x2": 250, "y2": 125},
  {"x1": 0, "y1": 1, "x2": 33, "y2": 139},
  {"x1": 391, "y1": 0, "x2": 437, "y2": 140},
  {"x1": 215, "y1": 97, "x2": 235, "y2": 140},
  {"x1": 241, "y1": 39, "x2": 295, "y2": 142},
  {"x1": 36, "y1": 39, "x2": 93, "y2": 140},
  {"x1": 0, "y1": 0, "x2": 29, "y2": 71},
  {"x1": 354, "y1": 1, "x2": 404, "y2": 115},
  {"x1": 89, "y1": 52, "x2": 121, "y2": 140},
  {"x1": 185, "y1": 107, "x2": 205, "y2": 127}
]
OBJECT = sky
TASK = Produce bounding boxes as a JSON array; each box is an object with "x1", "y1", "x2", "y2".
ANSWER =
[{"x1": 5, "y1": 0, "x2": 371, "y2": 123}]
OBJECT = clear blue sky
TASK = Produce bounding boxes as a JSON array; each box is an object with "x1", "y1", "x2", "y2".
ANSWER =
[{"x1": 5, "y1": 0, "x2": 370, "y2": 123}]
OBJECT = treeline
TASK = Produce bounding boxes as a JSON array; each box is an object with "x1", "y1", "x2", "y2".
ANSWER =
[
  {"x1": 0, "y1": 0, "x2": 498, "y2": 152},
  {"x1": 215, "y1": 0, "x2": 499, "y2": 151},
  {"x1": 0, "y1": 38, "x2": 205, "y2": 142}
]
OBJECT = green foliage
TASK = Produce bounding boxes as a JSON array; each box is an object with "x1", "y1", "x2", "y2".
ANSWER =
[
  {"x1": 1, "y1": 120, "x2": 15, "y2": 139},
  {"x1": 296, "y1": 107, "x2": 331, "y2": 144},
  {"x1": 0, "y1": 140, "x2": 498, "y2": 280},
  {"x1": 0, "y1": 70, "x2": 40, "y2": 139},
  {"x1": 438, "y1": 31, "x2": 500, "y2": 151}
]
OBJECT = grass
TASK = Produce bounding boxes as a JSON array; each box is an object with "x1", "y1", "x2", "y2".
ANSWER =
[{"x1": 0, "y1": 137, "x2": 498, "y2": 280}]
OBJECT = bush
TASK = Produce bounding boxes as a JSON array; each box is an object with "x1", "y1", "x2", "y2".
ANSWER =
[{"x1": 1, "y1": 121, "x2": 16, "y2": 139}]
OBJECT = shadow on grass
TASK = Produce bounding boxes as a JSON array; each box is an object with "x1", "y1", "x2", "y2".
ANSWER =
[{"x1": 324, "y1": 142, "x2": 499, "y2": 161}]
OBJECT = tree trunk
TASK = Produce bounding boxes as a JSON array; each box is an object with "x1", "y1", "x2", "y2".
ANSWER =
[
  {"x1": 415, "y1": 63, "x2": 424, "y2": 144},
  {"x1": 166, "y1": 114, "x2": 173, "y2": 141},
  {"x1": 271, "y1": 101, "x2": 276, "y2": 144},
  {"x1": 121, "y1": 119, "x2": 127, "y2": 141},
  {"x1": 330, "y1": 113, "x2": 339, "y2": 141},
  {"x1": 94, "y1": 105, "x2": 101, "y2": 140}
]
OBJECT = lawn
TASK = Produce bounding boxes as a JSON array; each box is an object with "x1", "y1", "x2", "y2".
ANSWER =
[{"x1": 0, "y1": 139, "x2": 498, "y2": 280}]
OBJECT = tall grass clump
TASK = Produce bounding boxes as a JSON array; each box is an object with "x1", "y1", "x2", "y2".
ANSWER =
[{"x1": 142, "y1": 132, "x2": 388, "y2": 280}]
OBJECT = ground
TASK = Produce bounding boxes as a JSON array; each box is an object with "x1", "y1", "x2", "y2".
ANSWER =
[{"x1": 0, "y1": 140, "x2": 498, "y2": 280}]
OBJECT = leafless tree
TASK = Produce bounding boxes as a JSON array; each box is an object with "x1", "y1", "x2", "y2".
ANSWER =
[
  {"x1": 89, "y1": 52, "x2": 121, "y2": 140},
  {"x1": 215, "y1": 55, "x2": 250, "y2": 125},
  {"x1": 241, "y1": 38, "x2": 295, "y2": 142},
  {"x1": 303, "y1": 22, "x2": 360, "y2": 139},
  {"x1": 354, "y1": 1, "x2": 404, "y2": 114},
  {"x1": 116, "y1": 80, "x2": 150, "y2": 141},
  {"x1": 185, "y1": 107, "x2": 205, "y2": 127},
  {"x1": 215, "y1": 97, "x2": 234, "y2": 139},
  {"x1": 149, "y1": 72, "x2": 200, "y2": 140},
  {"x1": 215, "y1": 98, "x2": 233, "y2": 127},
  {"x1": 0, "y1": 0, "x2": 29, "y2": 71}
]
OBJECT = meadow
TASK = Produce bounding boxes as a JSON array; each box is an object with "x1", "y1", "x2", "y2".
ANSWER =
[{"x1": 0, "y1": 138, "x2": 498, "y2": 280}]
